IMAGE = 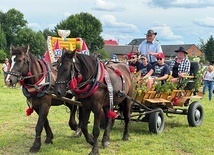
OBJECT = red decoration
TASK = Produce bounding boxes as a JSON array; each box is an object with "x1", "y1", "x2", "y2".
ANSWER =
[
  {"x1": 172, "y1": 97, "x2": 179, "y2": 106},
  {"x1": 107, "y1": 110, "x2": 117, "y2": 119},
  {"x1": 27, "y1": 71, "x2": 32, "y2": 76},
  {"x1": 77, "y1": 74, "x2": 83, "y2": 83},
  {"x1": 20, "y1": 80, "x2": 24, "y2": 85},
  {"x1": 114, "y1": 69, "x2": 122, "y2": 76},
  {"x1": 129, "y1": 66, "x2": 135, "y2": 73},
  {"x1": 26, "y1": 107, "x2": 34, "y2": 116},
  {"x1": 69, "y1": 78, "x2": 77, "y2": 89},
  {"x1": 126, "y1": 51, "x2": 133, "y2": 59}
]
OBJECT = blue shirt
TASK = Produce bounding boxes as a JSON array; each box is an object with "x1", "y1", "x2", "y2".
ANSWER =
[
  {"x1": 152, "y1": 63, "x2": 170, "y2": 77},
  {"x1": 138, "y1": 39, "x2": 162, "y2": 63},
  {"x1": 138, "y1": 63, "x2": 153, "y2": 77}
]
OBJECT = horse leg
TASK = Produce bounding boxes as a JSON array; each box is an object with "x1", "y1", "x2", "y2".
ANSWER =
[
  {"x1": 121, "y1": 98, "x2": 131, "y2": 141},
  {"x1": 81, "y1": 107, "x2": 94, "y2": 146},
  {"x1": 101, "y1": 107, "x2": 112, "y2": 148},
  {"x1": 66, "y1": 104, "x2": 78, "y2": 131},
  {"x1": 29, "y1": 105, "x2": 50, "y2": 153},
  {"x1": 44, "y1": 118, "x2": 54, "y2": 144},
  {"x1": 74, "y1": 106, "x2": 82, "y2": 137},
  {"x1": 89, "y1": 107, "x2": 102, "y2": 155}
]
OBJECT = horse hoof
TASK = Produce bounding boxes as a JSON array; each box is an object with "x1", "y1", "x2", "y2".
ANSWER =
[
  {"x1": 102, "y1": 141, "x2": 110, "y2": 148},
  {"x1": 29, "y1": 146, "x2": 40, "y2": 153},
  {"x1": 44, "y1": 139, "x2": 53, "y2": 144},
  {"x1": 122, "y1": 136, "x2": 129, "y2": 141},
  {"x1": 88, "y1": 151, "x2": 99, "y2": 155},
  {"x1": 73, "y1": 128, "x2": 82, "y2": 137}
]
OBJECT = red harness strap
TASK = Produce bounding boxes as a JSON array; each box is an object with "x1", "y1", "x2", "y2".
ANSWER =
[
  {"x1": 23, "y1": 59, "x2": 47, "y2": 94},
  {"x1": 71, "y1": 62, "x2": 105, "y2": 98}
]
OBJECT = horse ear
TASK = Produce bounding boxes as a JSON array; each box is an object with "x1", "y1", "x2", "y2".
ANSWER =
[
  {"x1": 62, "y1": 48, "x2": 66, "y2": 55},
  {"x1": 23, "y1": 45, "x2": 29, "y2": 53}
]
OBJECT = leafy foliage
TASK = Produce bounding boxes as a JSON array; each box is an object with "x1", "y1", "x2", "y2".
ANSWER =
[
  {"x1": 0, "y1": 50, "x2": 7, "y2": 62},
  {"x1": 1, "y1": 9, "x2": 27, "y2": 51},
  {"x1": 204, "y1": 35, "x2": 214, "y2": 64},
  {"x1": 15, "y1": 27, "x2": 46, "y2": 56},
  {"x1": 55, "y1": 12, "x2": 104, "y2": 52},
  {"x1": 0, "y1": 27, "x2": 7, "y2": 51},
  {"x1": 155, "y1": 80, "x2": 177, "y2": 94}
]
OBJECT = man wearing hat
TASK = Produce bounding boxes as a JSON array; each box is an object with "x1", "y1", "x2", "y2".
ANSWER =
[
  {"x1": 138, "y1": 29, "x2": 163, "y2": 65},
  {"x1": 169, "y1": 46, "x2": 191, "y2": 83}
]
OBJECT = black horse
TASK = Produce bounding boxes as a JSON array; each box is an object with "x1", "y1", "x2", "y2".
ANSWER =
[
  {"x1": 54, "y1": 49, "x2": 133, "y2": 155},
  {"x1": 6, "y1": 45, "x2": 81, "y2": 153}
]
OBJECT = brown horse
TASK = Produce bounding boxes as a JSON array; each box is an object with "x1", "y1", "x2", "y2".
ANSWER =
[
  {"x1": 54, "y1": 49, "x2": 133, "y2": 155},
  {"x1": 6, "y1": 45, "x2": 81, "y2": 153}
]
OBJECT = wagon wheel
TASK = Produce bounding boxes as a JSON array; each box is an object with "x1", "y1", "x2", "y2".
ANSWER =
[
  {"x1": 148, "y1": 108, "x2": 164, "y2": 134},
  {"x1": 187, "y1": 101, "x2": 204, "y2": 127}
]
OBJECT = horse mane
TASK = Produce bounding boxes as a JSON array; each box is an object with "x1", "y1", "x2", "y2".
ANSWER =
[{"x1": 76, "y1": 54, "x2": 98, "y2": 79}]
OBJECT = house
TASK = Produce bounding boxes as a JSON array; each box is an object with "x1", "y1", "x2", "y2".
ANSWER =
[
  {"x1": 104, "y1": 39, "x2": 118, "y2": 46},
  {"x1": 103, "y1": 38, "x2": 203, "y2": 60},
  {"x1": 104, "y1": 45, "x2": 134, "y2": 60},
  {"x1": 162, "y1": 44, "x2": 203, "y2": 59}
]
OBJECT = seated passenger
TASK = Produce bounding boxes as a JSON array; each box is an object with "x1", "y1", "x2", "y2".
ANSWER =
[
  {"x1": 129, "y1": 53, "x2": 142, "y2": 72},
  {"x1": 169, "y1": 47, "x2": 191, "y2": 83},
  {"x1": 144, "y1": 53, "x2": 170, "y2": 90},
  {"x1": 137, "y1": 54, "x2": 152, "y2": 82}
]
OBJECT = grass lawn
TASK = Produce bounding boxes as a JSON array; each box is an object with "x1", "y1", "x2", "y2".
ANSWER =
[{"x1": 0, "y1": 66, "x2": 214, "y2": 155}]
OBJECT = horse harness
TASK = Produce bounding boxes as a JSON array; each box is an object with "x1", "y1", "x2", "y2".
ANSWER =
[{"x1": 65, "y1": 57, "x2": 126, "y2": 105}]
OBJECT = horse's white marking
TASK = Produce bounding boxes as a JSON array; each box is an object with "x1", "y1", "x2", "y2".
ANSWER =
[
  {"x1": 72, "y1": 58, "x2": 75, "y2": 63},
  {"x1": 6, "y1": 55, "x2": 16, "y2": 81}
]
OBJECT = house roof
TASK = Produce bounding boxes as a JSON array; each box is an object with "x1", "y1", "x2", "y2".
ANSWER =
[
  {"x1": 128, "y1": 38, "x2": 145, "y2": 45},
  {"x1": 104, "y1": 39, "x2": 118, "y2": 45},
  {"x1": 162, "y1": 44, "x2": 196, "y2": 57},
  {"x1": 104, "y1": 45, "x2": 134, "y2": 58}
]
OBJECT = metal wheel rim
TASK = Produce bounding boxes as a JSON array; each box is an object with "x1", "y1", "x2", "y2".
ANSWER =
[
  {"x1": 157, "y1": 115, "x2": 162, "y2": 128},
  {"x1": 195, "y1": 109, "x2": 201, "y2": 122}
]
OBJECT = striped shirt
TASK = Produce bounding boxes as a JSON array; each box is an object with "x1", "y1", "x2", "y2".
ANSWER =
[{"x1": 169, "y1": 56, "x2": 190, "y2": 76}]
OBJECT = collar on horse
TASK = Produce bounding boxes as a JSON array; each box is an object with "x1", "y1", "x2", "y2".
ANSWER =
[
  {"x1": 22, "y1": 59, "x2": 51, "y2": 98},
  {"x1": 70, "y1": 60, "x2": 105, "y2": 98}
]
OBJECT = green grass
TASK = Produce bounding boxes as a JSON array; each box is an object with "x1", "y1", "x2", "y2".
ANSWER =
[{"x1": 0, "y1": 67, "x2": 214, "y2": 155}]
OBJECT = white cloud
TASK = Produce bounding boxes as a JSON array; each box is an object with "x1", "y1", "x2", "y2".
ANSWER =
[
  {"x1": 152, "y1": 24, "x2": 183, "y2": 42},
  {"x1": 144, "y1": 0, "x2": 214, "y2": 8},
  {"x1": 28, "y1": 23, "x2": 41, "y2": 30},
  {"x1": 64, "y1": 12, "x2": 72, "y2": 19},
  {"x1": 93, "y1": 0, "x2": 125, "y2": 11},
  {"x1": 101, "y1": 15, "x2": 140, "y2": 33},
  {"x1": 193, "y1": 17, "x2": 214, "y2": 28},
  {"x1": 101, "y1": 32, "x2": 134, "y2": 45}
]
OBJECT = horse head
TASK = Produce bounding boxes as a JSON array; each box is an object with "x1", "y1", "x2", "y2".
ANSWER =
[
  {"x1": 54, "y1": 48, "x2": 97, "y2": 98},
  {"x1": 54, "y1": 48, "x2": 77, "y2": 97},
  {"x1": 6, "y1": 45, "x2": 30, "y2": 86}
]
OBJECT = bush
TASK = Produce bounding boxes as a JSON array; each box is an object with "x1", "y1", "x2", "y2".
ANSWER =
[{"x1": 0, "y1": 50, "x2": 7, "y2": 63}]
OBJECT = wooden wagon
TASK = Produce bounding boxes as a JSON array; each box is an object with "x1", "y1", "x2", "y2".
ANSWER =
[{"x1": 114, "y1": 61, "x2": 204, "y2": 134}]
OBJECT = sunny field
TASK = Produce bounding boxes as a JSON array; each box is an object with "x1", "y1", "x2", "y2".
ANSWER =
[{"x1": 0, "y1": 67, "x2": 214, "y2": 155}]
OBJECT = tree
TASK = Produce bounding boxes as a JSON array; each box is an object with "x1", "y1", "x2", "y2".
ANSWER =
[
  {"x1": 96, "y1": 48, "x2": 109, "y2": 60},
  {"x1": 41, "y1": 28, "x2": 57, "y2": 40},
  {"x1": 55, "y1": 12, "x2": 104, "y2": 52},
  {"x1": 15, "y1": 27, "x2": 46, "y2": 56},
  {"x1": 0, "y1": 49, "x2": 7, "y2": 63},
  {"x1": 204, "y1": 35, "x2": 214, "y2": 64},
  {"x1": 1, "y1": 8, "x2": 27, "y2": 51},
  {"x1": 0, "y1": 26, "x2": 7, "y2": 51}
]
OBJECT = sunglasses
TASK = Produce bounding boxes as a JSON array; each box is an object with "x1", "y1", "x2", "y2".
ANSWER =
[
  {"x1": 131, "y1": 57, "x2": 136, "y2": 59},
  {"x1": 157, "y1": 58, "x2": 162, "y2": 60}
]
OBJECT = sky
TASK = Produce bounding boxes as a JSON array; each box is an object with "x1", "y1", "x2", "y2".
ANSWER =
[{"x1": 1, "y1": 0, "x2": 214, "y2": 46}]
